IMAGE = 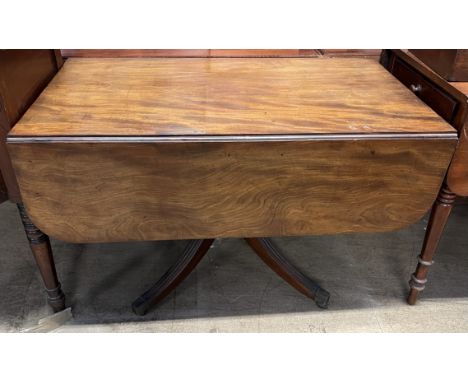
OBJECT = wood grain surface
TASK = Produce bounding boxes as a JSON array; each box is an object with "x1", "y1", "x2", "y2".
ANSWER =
[
  {"x1": 8, "y1": 138, "x2": 455, "y2": 243},
  {"x1": 11, "y1": 58, "x2": 454, "y2": 138}
]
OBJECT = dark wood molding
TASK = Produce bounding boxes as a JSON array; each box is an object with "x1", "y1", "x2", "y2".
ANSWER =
[
  {"x1": 61, "y1": 49, "x2": 321, "y2": 58},
  {"x1": 7, "y1": 132, "x2": 458, "y2": 144}
]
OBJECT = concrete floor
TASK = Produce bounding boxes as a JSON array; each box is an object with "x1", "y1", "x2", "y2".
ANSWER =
[{"x1": 0, "y1": 200, "x2": 467, "y2": 332}]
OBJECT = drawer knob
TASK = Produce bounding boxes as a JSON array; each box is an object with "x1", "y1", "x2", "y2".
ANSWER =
[{"x1": 410, "y1": 84, "x2": 422, "y2": 93}]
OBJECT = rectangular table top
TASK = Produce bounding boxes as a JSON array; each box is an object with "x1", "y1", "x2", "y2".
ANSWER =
[{"x1": 10, "y1": 58, "x2": 455, "y2": 139}]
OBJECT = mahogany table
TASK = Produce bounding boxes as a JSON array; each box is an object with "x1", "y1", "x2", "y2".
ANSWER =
[{"x1": 7, "y1": 57, "x2": 457, "y2": 315}]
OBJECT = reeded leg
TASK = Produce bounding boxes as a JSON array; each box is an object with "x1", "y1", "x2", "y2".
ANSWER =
[
  {"x1": 407, "y1": 185, "x2": 456, "y2": 305},
  {"x1": 17, "y1": 203, "x2": 66, "y2": 312},
  {"x1": 132, "y1": 239, "x2": 214, "y2": 316},
  {"x1": 245, "y1": 237, "x2": 330, "y2": 308}
]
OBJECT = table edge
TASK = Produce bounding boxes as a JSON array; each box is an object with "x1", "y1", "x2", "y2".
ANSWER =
[{"x1": 6, "y1": 132, "x2": 458, "y2": 144}]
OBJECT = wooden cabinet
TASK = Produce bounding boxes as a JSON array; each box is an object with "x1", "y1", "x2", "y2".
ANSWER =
[{"x1": 0, "y1": 49, "x2": 63, "y2": 203}]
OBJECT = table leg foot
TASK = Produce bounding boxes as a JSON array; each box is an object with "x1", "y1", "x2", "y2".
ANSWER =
[
  {"x1": 407, "y1": 184, "x2": 455, "y2": 305},
  {"x1": 245, "y1": 237, "x2": 330, "y2": 309},
  {"x1": 17, "y1": 203, "x2": 66, "y2": 312},
  {"x1": 132, "y1": 239, "x2": 214, "y2": 316}
]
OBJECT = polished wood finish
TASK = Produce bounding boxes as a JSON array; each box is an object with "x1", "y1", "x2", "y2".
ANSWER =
[
  {"x1": 8, "y1": 58, "x2": 457, "y2": 243},
  {"x1": 8, "y1": 138, "x2": 455, "y2": 243},
  {"x1": 10, "y1": 58, "x2": 455, "y2": 137},
  {"x1": 61, "y1": 49, "x2": 320, "y2": 58},
  {"x1": 407, "y1": 185, "x2": 456, "y2": 305},
  {"x1": 17, "y1": 203, "x2": 65, "y2": 312},
  {"x1": 245, "y1": 238, "x2": 330, "y2": 308},
  {"x1": 0, "y1": 49, "x2": 63, "y2": 202},
  {"x1": 133, "y1": 237, "x2": 329, "y2": 315},
  {"x1": 132, "y1": 239, "x2": 214, "y2": 316},
  {"x1": 409, "y1": 50, "x2": 468, "y2": 82},
  {"x1": 7, "y1": 54, "x2": 459, "y2": 311}
]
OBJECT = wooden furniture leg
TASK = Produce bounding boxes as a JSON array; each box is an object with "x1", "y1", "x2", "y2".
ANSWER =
[
  {"x1": 245, "y1": 238, "x2": 330, "y2": 309},
  {"x1": 17, "y1": 203, "x2": 66, "y2": 312},
  {"x1": 407, "y1": 184, "x2": 456, "y2": 305},
  {"x1": 133, "y1": 237, "x2": 330, "y2": 316},
  {"x1": 132, "y1": 239, "x2": 214, "y2": 316}
]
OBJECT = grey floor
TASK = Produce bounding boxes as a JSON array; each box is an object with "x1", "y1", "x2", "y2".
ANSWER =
[{"x1": 1, "y1": 200, "x2": 467, "y2": 332}]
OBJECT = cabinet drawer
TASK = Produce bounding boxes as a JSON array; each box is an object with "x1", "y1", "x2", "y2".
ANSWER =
[{"x1": 391, "y1": 57, "x2": 458, "y2": 123}]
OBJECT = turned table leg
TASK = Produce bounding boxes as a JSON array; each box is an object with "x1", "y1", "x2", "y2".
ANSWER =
[
  {"x1": 17, "y1": 204, "x2": 66, "y2": 312},
  {"x1": 407, "y1": 185, "x2": 456, "y2": 305}
]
